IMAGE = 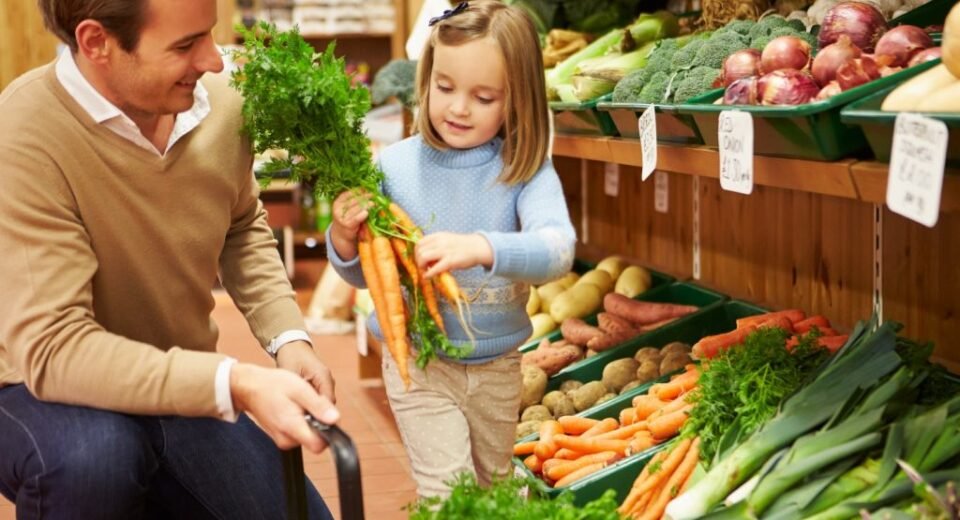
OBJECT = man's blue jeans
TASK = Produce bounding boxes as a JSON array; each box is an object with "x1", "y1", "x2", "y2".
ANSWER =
[{"x1": 0, "y1": 384, "x2": 334, "y2": 519}]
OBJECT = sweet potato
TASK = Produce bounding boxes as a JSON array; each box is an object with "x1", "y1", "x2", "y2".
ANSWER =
[
  {"x1": 603, "y1": 293, "x2": 698, "y2": 326},
  {"x1": 597, "y1": 312, "x2": 638, "y2": 335},
  {"x1": 587, "y1": 330, "x2": 636, "y2": 352},
  {"x1": 561, "y1": 318, "x2": 604, "y2": 346},
  {"x1": 522, "y1": 344, "x2": 583, "y2": 376}
]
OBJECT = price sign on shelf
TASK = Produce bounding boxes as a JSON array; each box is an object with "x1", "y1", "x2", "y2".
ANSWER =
[
  {"x1": 886, "y1": 113, "x2": 947, "y2": 228},
  {"x1": 654, "y1": 171, "x2": 669, "y2": 213},
  {"x1": 639, "y1": 105, "x2": 658, "y2": 181},
  {"x1": 718, "y1": 111, "x2": 754, "y2": 195}
]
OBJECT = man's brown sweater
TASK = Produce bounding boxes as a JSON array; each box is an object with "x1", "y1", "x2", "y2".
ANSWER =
[{"x1": 0, "y1": 64, "x2": 304, "y2": 417}]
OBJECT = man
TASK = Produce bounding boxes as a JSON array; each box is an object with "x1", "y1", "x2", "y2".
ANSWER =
[{"x1": 0, "y1": 0, "x2": 337, "y2": 517}]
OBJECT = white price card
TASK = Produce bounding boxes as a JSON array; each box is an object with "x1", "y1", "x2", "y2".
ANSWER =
[
  {"x1": 718, "y1": 111, "x2": 754, "y2": 195},
  {"x1": 639, "y1": 105, "x2": 658, "y2": 181},
  {"x1": 655, "y1": 171, "x2": 669, "y2": 213},
  {"x1": 604, "y1": 162, "x2": 620, "y2": 197},
  {"x1": 886, "y1": 113, "x2": 947, "y2": 228}
]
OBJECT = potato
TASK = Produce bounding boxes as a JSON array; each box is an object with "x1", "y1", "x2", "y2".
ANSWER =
[
  {"x1": 550, "y1": 283, "x2": 603, "y2": 323},
  {"x1": 615, "y1": 265, "x2": 652, "y2": 298},
  {"x1": 596, "y1": 392, "x2": 617, "y2": 405},
  {"x1": 636, "y1": 359, "x2": 660, "y2": 384},
  {"x1": 537, "y1": 281, "x2": 568, "y2": 314},
  {"x1": 660, "y1": 351, "x2": 693, "y2": 375},
  {"x1": 541, "y1": 391, "x2": 567, "y2": 415},
  {"x1": 559, "y1": 380, "x2": 584, "y2": 393},
  {"x1": 553, "y1": 396, "x2": 577, "y2": 418},
  {"x1": 602, "y1": 358, "x2": 641, "y2": 393},
  {"x1": 620, "y1": 380, "x2": 643, "y2": 395},
  {"x1": 558, "y1": 272, "x2": 580, "y2": 289},
  {"x1": 575, "y1": 269, "x2": 615, "y2": 295},
  {"x1": 571, "y1": 381, "x2": 607, "y2": 411},
  {"x1": 521, "y1": 364, "x2": 548, "y2": 409},
  {"x1": 521, "y1": 404, "x2": 553, "y2": 422},
  {"x1": 634, "y1": 346, "x2": 662, "y2": 364},
  {"x1": 596, "y1": 255, "x2": 630, "y2": 281},
  {"x1": 516, "y1": 420, "x2": 542, "y2": 440},
  {"x1": 661, "y1": 341, "x2": 692, "y2": 357},
  {"x1": 526, "y1": 289, "x2": 541, "y2": 317},
  {"x1": 528, "y1": 313, "x2": 557, "y2": 341}
]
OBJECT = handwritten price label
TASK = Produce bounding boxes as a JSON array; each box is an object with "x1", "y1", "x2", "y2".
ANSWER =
[
  {"x1": 654, "y1": 171, "x2": 669, "y2": 213},
  {"x1": 639, "y1": 105, "x2": 657, "y2": 181},
  {"x1": 886, "y1": 113, "x2": 947, "y2": 228},
  {"x1": 718, "y1": 111, "x2": 754, "y2": 195}
]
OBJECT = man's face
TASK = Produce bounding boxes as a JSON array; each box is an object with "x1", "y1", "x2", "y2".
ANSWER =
[{"x1": 105, "y1": 0, "x2": 223, "y2": 117}]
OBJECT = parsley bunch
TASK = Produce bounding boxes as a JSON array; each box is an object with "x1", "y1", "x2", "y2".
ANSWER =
[
  {"x1": 230, "y1": 23, "x2": 383, "y2": 200},
  {"x1": 681, "y1": 327, "x2": 830, "y2": 465}
]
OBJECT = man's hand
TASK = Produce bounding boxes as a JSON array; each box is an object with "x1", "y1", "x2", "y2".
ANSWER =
[
  {"x1": 230, "y1": 362, "x2": 339, "y2": 453},
  {"x1": 276, "y1": 340, "x2": 336, "y2": 404}
]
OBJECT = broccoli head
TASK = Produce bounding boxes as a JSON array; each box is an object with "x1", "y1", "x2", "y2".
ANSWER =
[
  {"x1": 724, "y1": 19, "x2": 757, "y2": 36},
  {"x1": 748, "y1": 23, "x2": 772, "y2": 41},
  {"x1": 787, "y1": 18, "x2": 807, "y2": 33},
  {"x1": 643, "y1": 41, "x2": 679, "y2": 76},
  {"x1": 692, "y1": 34, "x2": 748, "y2": 69},
  {"x1": 637, "y1": 71, "x2": 671, "y2": 104},
  {"x1": 671, "y1": 66, "x2": 719, "y2": 103},
  {"x1": 612, "y1": 68, "x2": 648, "y2": 103},
  {"x1": 750, "y1": 35, "x2": 774, "y2": 50},
  {"x1": 671, "y1": 38, "x2": 706, "y2": 70},
  {"x1": 757, "y1": 15, "x2": 790, "y2": 30},
  {"x1": 370, "y1": 59, "x2": 418, "y2": 108}
]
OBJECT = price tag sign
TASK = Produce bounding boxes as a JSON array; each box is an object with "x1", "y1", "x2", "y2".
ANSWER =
[
  {"x1": 654, "y1": 171, "x2": 669, "y2": 213},
  {"x1": 718, "y1": 111, "x2": 754, "y2": 195},
  {"x1": 604, "y1": 162, "x2": 620, "y2": 197},
  {"x1": 886, "y1": 113, "x2": 947, "y2": 228},
  {"x1": 639, "y1": 105, "x2": 657, "y2": 181}
]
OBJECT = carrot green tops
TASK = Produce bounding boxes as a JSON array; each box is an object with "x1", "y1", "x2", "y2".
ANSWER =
[{"x1": 0, "y1": 64, "x2": 303, "y2": 417}]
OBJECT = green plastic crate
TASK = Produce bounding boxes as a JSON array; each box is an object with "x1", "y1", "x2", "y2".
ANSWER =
[
  {"x1": 551, "y1": 93, "x2": 620, "y2": 137},
  {"x1": 889, "y1": 0, "x2": 953, "y2": 28},
  {"x1": 840, "y1": 82, "x2": 960, "y2": 168},
  {"x1": 595, "y1": 101, "x2": 705, "y2": 144},
  {"x1": 676, "y1": 59, "x2": 941, "y2": 161},
  {"x1": 518, "y1": 267, "x2": 675, "y2": 353}
]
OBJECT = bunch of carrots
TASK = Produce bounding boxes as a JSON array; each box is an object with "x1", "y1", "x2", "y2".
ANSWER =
[
  {"x1": 691, "y1": 309, "x2": 849, "y2": 359},
  {"x1": 356, "y1": 198, "x2": 473, "y2": 388},
  {"x1": 514, "y1": 364, "x2": 699, "y2": 489},
  {"x1": 617, "y1": 436, "x2": 701, "y2": 520}
]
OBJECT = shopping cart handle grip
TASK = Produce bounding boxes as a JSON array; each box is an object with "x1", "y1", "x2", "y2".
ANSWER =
[{"x1": 305, "y1": 414, "x2": 365, "y2": 520}]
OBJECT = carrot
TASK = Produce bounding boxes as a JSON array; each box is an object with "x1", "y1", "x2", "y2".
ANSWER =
[
  {"x1": 420, "y1": 277, "x2": 446, "y2": 334},
  {"x1": 523, "y1": 454, "x2": 542, "y2": 473},
  {"x1": 691, "y1": 324, "x2": 757, "y2": 360},
  {"x1": 387, "y1": 202, "x2": 420, "y2": 237},
  {"x1": 818, "y1": 334, "x2": 849, "y2": 353},
  {"x1": 558, "y1": 415, "x2": 599, "y2": 435},
  {"x1": 617, "y1": 448, "x2": 668, "y2": 514},
  {"x1": 545, "y1": 451, "x2": 619, "y2": 481},
  {"x1": 540, "y1": 457, "x2": 567, "y2": 477},
  {"x1": 390, "y1": 237, "x2": 418, "y2": 283},
  {"x1": 649, "y1": 405, "x2": 693, "y2": 440},
  {"x1": 357, "y1": 226, "x2": 394, "y2": 348},
  {"x1": 370, "y1": 233, "x2": 411, "y2": 388},
  {"x1": 594, "y1": 421, "x2": 649, "y2": 441},
  {"x1": 513, "y1": 441, "x2": 538, "y2": 457},
  {"x1": 652, "y1": 369, "x2": 700, "y2": 401},
  {"x1": 637, "y1": 437, "x2": 701, "y2": 520},
  {"x1": 581, "y1": 417, "x2": 619, "y2": 438},
  {"x1": 793, "y1": 315, "x2": 831, "y2": 333},
  {"x1": 736, "y1": 309, "x2": 805, "y2": 329},
  {"x1": 554, "y1": 434, "x2": 630, "y2": 455},
  {"x1": 818, "y1": 327, "x2": 839, "y2": 337},
  {"x1": 756, "y1": 314, "x2": 795, "y2": 334},
  {"x1": 554, "y1": 462, "x2": 605, "y2": 488},
  {"x1": 632, "y1": 394, "x2": 669, "y2": 421},
  {"x1": 554, "y1": 448, "x2": 582, "y2": 460},
  {"x1": 628, "y1": 432, "x2": 655, "y2": 455},
  {"x1": 534, "y1": 420, "x2": 564, "y2": 460},
  {"x1": 626, "y1": 490, "x2": 655, "y2": 517},
  {"x1": 646, "y1": 394, "x2": 691, "y2": 422},
  {"x1": 619, "y1": 407, "x2": 638, "y2": 426},
  {"x1": 603, "y1": 293, "x2": 698, "y2": 326},
  {"x1": 627, "y1": 437, "x2": 692, "y2": 503}
]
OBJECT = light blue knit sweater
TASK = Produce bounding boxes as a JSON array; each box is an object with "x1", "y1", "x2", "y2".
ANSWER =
[{"x1": 327, "y1": 135, "x2": 576, "y2": 363}]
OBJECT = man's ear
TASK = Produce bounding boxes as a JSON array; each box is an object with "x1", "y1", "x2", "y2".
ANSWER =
[{"x1": 75, "y1": 19, "x2": 113, "y2": 64}]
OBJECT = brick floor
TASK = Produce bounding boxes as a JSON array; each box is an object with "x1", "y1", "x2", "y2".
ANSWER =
[{"x1": 0, "y1": 260, "x2": 418, "y2": 519}]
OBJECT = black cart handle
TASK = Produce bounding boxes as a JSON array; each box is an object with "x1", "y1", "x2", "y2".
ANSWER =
[{"x1": 282, "y1": 415, "x2": 365, "y2": 520}]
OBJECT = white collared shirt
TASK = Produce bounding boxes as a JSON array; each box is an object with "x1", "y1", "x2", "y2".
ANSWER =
[{"x1": 55, "y1": 49, "x2": 312, "y2": 421}]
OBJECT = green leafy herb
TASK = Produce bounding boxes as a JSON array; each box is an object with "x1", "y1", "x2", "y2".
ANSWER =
[
  {"x1": 229, "y1": 22, "x2": 383, "y2": 200},
  {"x1": 681, "y1": 326, "x2": 831, "y2": 464}
]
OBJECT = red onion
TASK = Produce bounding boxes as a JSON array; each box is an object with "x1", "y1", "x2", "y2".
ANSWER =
[
  {"x1": 907, "y1": 46, "x2": 942, "y2": 67},
  {"x1": 836, "y1": 55, "x2": 881, "y2": 90},
  {"x1": 875, "y1": 25, "x2": 934, "y2": 66},
  {"x1": 879, "y1": 65, "x2": 903, "y2": 76},
  {"x1": 723, "y1": 76, "x2": 760, "y2": 105},
  {"x1": 818, "y1": 2, "x2": 888, "y2": 53},
  {"x1": 720, "y1": 49, "x2": 762, "y2": 87},
  {"x1": 811, "y1": 35, "x2": 862, "y2": 86},
  {"x1": 757, "y1": 70, "x2": 820, "y2": 105},
  {"x1": 815, "y1": 81, "x2": 843, "y2": 101},
  {"x1": 760, "y1": 36, "x2": 812, "y2": 74}
]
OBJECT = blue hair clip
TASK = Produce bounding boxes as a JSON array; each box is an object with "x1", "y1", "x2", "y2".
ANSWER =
[{"x1": 429, "y1": 2, "x2": 469, "y2": 26}]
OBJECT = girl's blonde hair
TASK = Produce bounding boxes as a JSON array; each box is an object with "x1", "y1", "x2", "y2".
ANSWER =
[{"x1": 414, "y1": 0, "x2": 550, "y2": 185}]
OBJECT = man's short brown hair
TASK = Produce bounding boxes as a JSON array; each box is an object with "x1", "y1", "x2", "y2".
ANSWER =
[{"x1": 37, "y1": 0, "x2": 148, "y2": 53}]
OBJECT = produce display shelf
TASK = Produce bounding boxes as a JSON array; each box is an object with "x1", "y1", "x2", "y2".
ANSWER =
[{"x1": 596, "y1": 101, "x2": 703, "y2": 144}]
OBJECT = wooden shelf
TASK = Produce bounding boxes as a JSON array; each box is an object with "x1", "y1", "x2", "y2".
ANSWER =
[
  {"x1": 299, "y1": 31, "x2": 393, "y2": 40},
  {"x1": 553, "y1": 134, "x2": 959, "y2": 211}
]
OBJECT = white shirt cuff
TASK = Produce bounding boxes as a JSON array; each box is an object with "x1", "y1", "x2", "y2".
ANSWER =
[
  {"x1": 271, "y1": 329, "x2": 313, "y2": 356},
  {"x1": 215, "y1": 357, "x2": 239, "y2": 422}
]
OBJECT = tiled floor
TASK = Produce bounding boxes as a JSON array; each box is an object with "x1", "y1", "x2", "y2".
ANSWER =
[{"x1": 0, "y1": 260, "x2": 418, "y2": 519}]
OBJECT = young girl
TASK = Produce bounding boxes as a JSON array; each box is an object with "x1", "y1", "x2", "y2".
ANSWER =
[{"x1": 326, "y1": 0, "x2": 576, "y2": 498}]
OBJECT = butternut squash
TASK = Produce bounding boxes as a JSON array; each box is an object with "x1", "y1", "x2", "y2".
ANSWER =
[
  {"x1": 942, "y1": 1, "x2": 960, "y2": 78},
  {"x1": 914, "y1": 80, "x2": 960, "y2": 112},
  {"x1": 882, "y1": 64, "x2": 958, "y2": 111}
]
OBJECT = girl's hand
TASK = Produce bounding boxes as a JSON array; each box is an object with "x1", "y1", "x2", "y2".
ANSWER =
[
  {"x1": 415, "y1": 232, "x2": 493, "y2": 279},
  {"x1": 329, "y1": 190, "x2": 372, "y2": 260}
]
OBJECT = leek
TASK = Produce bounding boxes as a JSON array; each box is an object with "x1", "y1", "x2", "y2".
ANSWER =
[
  {"x1": 570, "y1": 76, "x2": 616, "y2": 101},
  {"x1": 574, "y1": 41, "x2": 656, "y2": 82},
  {"x1": 546, "y1": 29, "x2": 622, "y2": 99}
]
